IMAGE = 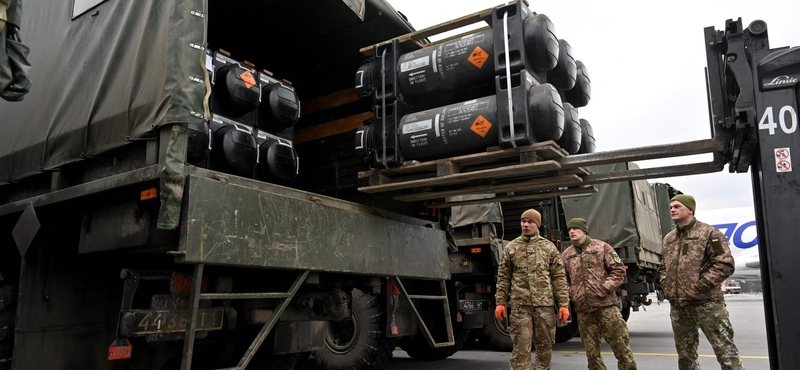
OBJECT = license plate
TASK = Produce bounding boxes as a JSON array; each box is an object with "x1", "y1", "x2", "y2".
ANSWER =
[
  {"x1": 458, "y1": 299, "x2": 486, "y2": 312},
  {"x1": 129, "y1": 308, "x2": 225, "y2": 335}
]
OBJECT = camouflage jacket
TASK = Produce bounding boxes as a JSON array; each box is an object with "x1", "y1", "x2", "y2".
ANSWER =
[
  {"x1": 495, "y1": 234, "x2": 569, "y2": 308},
  {"x1": 658, "y1": 218, "x2": 735, "y2": 306},
  {"x1": 562, "y1": 237, "x2": 626, "y2": 313}
]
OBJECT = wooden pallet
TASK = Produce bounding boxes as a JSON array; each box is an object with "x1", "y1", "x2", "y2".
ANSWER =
[{"x1": 357, "y1": 141, "x2": 592, "y2": 204}]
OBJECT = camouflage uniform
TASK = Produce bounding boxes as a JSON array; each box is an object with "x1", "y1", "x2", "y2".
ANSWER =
[
  {"x1": 496, "y1": 234, "x2": 569, "y2": 370},
  {"x1": 659, "y1": 218, "x2": 744, "y2": 370},
  {"x1": 562, "y1": 237, "x2": 636, "y2": 370},
  {"x1": 577, "y1": 307, "x2": 636, "y2": 370}
]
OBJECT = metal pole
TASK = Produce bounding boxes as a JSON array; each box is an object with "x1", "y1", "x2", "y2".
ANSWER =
[
  {"x1": 180, "y1": 264, "x2": 204, "y2": 370},
  {"x1": 235, "y1": 270, "x2": 310, "y2": 369}
]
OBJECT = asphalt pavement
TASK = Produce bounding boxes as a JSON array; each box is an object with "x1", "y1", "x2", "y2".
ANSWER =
[{"x1": 384, "y1": 295, "x2": 769, "y2": 370}]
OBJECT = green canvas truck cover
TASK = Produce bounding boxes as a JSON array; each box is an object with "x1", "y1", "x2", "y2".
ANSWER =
[
  {"x1": 561, "y1": 163, "x2": 664, "y2": 261},
  {"x1": 0, "y1": 0, "x2": 206, "y2": 184},
  {"x1": 0, "y1": 0, "x2": 417, "y2": 228},
  {"x1": 0, "y1": 0, "x2": 414, "y2": 186}
]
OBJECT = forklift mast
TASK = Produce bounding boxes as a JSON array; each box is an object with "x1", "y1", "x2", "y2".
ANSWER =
[{"x1": 704, "y1": 18, "x2": 800, "y2": 370}]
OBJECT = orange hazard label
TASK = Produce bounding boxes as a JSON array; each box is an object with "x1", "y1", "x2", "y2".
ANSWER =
[
  {"x1": 468, "y1": 46, "x2": 489, "y2": 69},
  {"x1": 240, "y1": 70, "x2": 256, "y2": 89},
  {"x1": 470, "y1": 115, "x2": 492, "y2": 138}
]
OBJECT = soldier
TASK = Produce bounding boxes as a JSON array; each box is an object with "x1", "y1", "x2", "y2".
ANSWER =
[
  {"x1": 561, "y1": 218, "x2": 637, "y2": 370},
  {"x1": 659, "y1": 195, "x2": 745, "y2": 370},
  {"x1": 495, "y1": 209, "x2": 570, "y2": 370}
]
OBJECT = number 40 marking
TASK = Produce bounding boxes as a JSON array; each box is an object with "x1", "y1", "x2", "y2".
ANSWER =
[{"x1": 759, "y1": 105, "x2": 798, "y2": 135}]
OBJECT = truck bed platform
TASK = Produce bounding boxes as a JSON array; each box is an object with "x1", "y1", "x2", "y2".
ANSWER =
[{"x1": 176, "y1": 169, "x2": 449, "y2": 280}]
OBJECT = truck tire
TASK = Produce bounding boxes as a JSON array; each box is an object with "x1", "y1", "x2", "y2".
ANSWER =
[
  {"x1": 0, "y1": 272, "x2": 16, "y2": 370},
  {"x1": 314, "y1": 288, "x2": 394, "y2": 370},
  {"x1": 466, "y1": 329, "x2": 482, "y2": 347},
  {"x1": 481, "y1": 309, "x2": 512, "y2": 352},
  {"x1": 399, "y1": 323, "x2": 470, "y2": 361}
]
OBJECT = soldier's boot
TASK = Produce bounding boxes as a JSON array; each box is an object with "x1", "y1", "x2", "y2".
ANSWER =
[
  {"x1": 509, "y1": 305, "x2": 534, "y2": 370},
  {"x1": 698, "y1": 302, "x2": 745, "y2": 370},
  {"x1": 532, "y1": 307, "x2": 557, "y2": 370},
  {"x1": 577, "y1": 311, "x2": 607, "y2": 370},
  {"x1": 670, "y1": 305, "x2": 702, "y2": 370},
  {"x1": 599, "y1": 307, "x2": 637, "y2": 370}
]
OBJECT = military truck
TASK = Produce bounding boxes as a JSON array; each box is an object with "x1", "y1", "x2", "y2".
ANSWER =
[
  {"x1": 0, "y1": 1, "x2": 476, "y2": 369},
  {"x1": 0, "y1": 0, "x2": 600, "y2": 368}
]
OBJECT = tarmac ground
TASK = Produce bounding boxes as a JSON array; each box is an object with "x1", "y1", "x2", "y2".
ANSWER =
[{"x1": 304, "y1": 295, "x2": 769, "y2": 370}]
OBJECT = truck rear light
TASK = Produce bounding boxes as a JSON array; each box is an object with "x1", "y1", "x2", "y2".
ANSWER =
[
  {"x1": 171, "y1": 273, "x2": 208, "y2": 294},
  {"x1": 386, "y1": 281, "x2": 400, "y2": 295},
  {"x1": 108, "y1": 339, "x2": 132, "y2": 360},
  {"x1": 470, "y1": 248, "x2": 482, "y2": 253},
  {"x1": 140, "y1": 188, "x2": 157, "y2": 201},
  {"x1": 475, "y1": 284, "x2": 487, "y2": 293}
]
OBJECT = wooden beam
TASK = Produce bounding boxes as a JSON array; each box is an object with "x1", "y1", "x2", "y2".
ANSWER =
[
  {"x1": 358, "y1": 141, "x2": 563, "y2": 178},
  {"x1": 437, "y1": 162, "x2": 461, "y2": 177},
  {"x1": 360, "y1": 7, "x2": 493, "y2": 55},
  {"x1": 293, "y1": 112, "x2": 373, "y2": 144},
  {"x1": 393, "y1": 174, "x2": 582, "y2": 202},
  {"x1": 358, "y1": 160, "x2": 561, "y2": 194},
  {"x1": 301, "y1": 88, "x2": 360, "y2": 116},
  {"x1": 369, "y1": 172, "x2": 393, "y2": 186},
  {"x1": 427, "y1": 187, "x2": 598, "y2": 209}
]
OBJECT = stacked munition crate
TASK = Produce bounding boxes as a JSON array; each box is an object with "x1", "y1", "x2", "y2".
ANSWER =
[
  {"x1": 189, "y1": 49, "x2": 301, "y2": 184},
  {"x1": 352, "y1": 1, "x2": 597, "y2": 207},
  {"x1": 354, "y1": 0, "x2": 595, "y2": 170}
]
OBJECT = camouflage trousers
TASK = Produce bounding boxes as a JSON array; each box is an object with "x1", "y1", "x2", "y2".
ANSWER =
[
  {"x1": 577, "y1": 306, "x2": 637, "y2": 370},
  {"x1": 508, "y1": 305, "x2": 557, "y2": 370},
  {"x1": 670, "y1": 301, "x2": 744, "y2": 370}
]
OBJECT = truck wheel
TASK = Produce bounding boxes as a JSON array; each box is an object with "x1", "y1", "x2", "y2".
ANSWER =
[
  {"x1": 0, "y1": 272, "x2": 16, "y2": 370},
  {"x1": 314, "y1": 288, "x2": 394, "y2": 370},
  {"x1": 465, "y1": 329, "x2": 482, "y2": 347},
  {"x1": 481, "y1": 309, "x2": 512, "y2": 352},
  {"x1": 399, "y1": 323, "x2": 470, "y2": 361}
]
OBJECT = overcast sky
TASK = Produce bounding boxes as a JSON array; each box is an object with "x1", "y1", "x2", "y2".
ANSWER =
[{"x1": 386, "y1": 0, "x2": 800, "y2": 212}]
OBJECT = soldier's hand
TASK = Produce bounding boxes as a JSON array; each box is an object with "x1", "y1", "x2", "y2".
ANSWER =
[
  {"x1": 495, "y1": 305, "x2": 507, "y2": 321},
  {"x1": 558, "y1": 307, "x2": 570, "y2": 323}
]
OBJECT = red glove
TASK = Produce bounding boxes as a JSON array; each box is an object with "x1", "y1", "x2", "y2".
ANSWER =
[
  {"x1": 558, "y1": 307, "x2": 570, "y2": 323},
  {"x1": 495, "y1": 305, "x2": 507, "y2": 321}
]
